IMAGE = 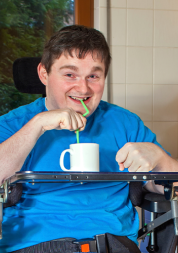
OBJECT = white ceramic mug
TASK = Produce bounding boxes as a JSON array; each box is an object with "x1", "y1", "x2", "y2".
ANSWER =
[{"x1": 59, "y1": 143, "x2": 99, "y2": 172}]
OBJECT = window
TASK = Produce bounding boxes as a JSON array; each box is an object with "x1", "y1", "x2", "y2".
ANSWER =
[{"x1": 0, "y1": 0, "x2": 74, "y2": 115}]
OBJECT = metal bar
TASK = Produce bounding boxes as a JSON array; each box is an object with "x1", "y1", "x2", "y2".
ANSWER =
[
  {"x1": 8, "y1": 172, "x2": 178, "y2": 185},
  {"x1": 171, "y1": 199, "x2": 178, "y2": 235},
  {"x1": 150, "y1": 212, "x2": 155, "y2": 246},
  {"x1": 138, "y1": 210, "x2": 173, "y2": 239}
]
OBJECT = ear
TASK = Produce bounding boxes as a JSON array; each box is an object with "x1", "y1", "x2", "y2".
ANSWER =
[{"x1": 37, "y1": 63, "x2": 48, "y2": 86}]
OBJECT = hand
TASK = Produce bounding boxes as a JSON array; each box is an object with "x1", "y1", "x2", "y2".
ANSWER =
[
  {"x1": 36, "y1": 108, "x2": 87, "y2": 133},
  {"x1": 115, "y1": 142, "x2": 165, "y2": 172}
]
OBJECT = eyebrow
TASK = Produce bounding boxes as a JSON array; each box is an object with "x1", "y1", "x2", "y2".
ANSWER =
[
  {"x1": 59, "y1": 65, "x2": 79, "y2": 71},
  {"x1": 91, "y1": 66, "x2": 104, "y2": 73},
  {"x1": 59, "y1": 65, "x2": 104, "y2": 73}
]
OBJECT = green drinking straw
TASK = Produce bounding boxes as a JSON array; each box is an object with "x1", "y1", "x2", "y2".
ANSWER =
[
  {"x1": 80, "y1": 99, "x2": 89, "y2": 116},
  {"x1": 76, "y1": 99, "x2": 89, "y2": 143}
]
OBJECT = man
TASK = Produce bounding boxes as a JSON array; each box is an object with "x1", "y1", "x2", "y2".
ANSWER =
[{"x1": 0, "y1": 25, "x2": 177, "y2": 253}]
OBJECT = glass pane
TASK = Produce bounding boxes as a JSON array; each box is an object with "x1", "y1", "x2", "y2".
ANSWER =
[{"x1": 0, "y1": 0, "x2": 74, "y2": 116}]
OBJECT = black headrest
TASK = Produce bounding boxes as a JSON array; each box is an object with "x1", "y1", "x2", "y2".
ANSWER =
[{"x1": 13, "y1": 57, "x2": 46, "y2": 95}]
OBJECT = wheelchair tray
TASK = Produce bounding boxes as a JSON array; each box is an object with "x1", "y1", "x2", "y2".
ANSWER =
[{"x1": 8, "y1": 171, "x2": 178, "y2": 185}]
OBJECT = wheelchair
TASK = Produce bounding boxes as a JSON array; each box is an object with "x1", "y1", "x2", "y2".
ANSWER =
[{"x1": 0, "y1": 57, "x2": 178, "y2": 253}]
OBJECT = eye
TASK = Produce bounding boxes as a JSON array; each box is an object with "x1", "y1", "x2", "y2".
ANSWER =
[
  {"x1": 88, "y1": 74, "x2": 98, "y2": 80},
  {"x1": 66, "y1": 74, "x2": 74, "y2": 78},
  {"x1": 65, "y1": 73, "x2": 77, "y2": 80}
]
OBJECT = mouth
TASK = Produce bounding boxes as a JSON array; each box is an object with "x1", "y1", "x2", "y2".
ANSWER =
[{"x1": 69, "y1": 96, "x2": 91, "y2": 103}]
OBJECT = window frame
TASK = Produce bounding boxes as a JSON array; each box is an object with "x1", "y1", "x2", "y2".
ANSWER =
[{"x1": 75, "y1": 0, "x2": 94, "y2": 27}]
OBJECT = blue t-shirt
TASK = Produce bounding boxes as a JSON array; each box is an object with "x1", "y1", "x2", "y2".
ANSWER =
[{"x1": 0, "y1": 98, "x2": 163, "y2": 252}]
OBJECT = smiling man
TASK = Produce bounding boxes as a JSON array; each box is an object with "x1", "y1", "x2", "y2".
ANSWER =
[{"x1": 0, "y1": 25, "x2": 177, "y2": 253}]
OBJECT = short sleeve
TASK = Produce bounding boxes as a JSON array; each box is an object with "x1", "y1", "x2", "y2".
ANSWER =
[{"x1": 0, "y1": 116, "x2": 31, "y2": 171}]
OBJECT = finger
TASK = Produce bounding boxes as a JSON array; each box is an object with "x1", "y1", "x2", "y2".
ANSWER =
[
  {"x1": 126, "y1": 157, "x2": 142, "y2": 172},
  {"x1": 138, "y1": 160, "x2": 153, "y2": 172},
  {"x1": 59, "y1": 112, "x2": 73, "y2": 130},
  {"x1": 119, "y1": 163, "x2": 125, "y2": 171},
  {"x1": 128, "y1": 167, "x2": 140, "y2": 172},
  {"x1": 132, "y1": 160, "x2": 153, "y2": 172},
  {"x1": 128, "y1": 163, "x2": 141, "y2": 172},
  {"x1": 135, "y1": 166, "x2": 150, "y2": 173},
  {"x1": 122, "y1": 155, "x2": 133, "y2": 169},
  {"x1": 128, "y1": 158, "x2": 152, "y2": 172},
  {"x1": 70, "y1": 112, "x2": 80, "y2": 131},
  {"x1": 78, "y1": 114, "x2": 87, "y2": 131},
  {"x1": 70, "y1": 113, "x2": 85, "y2": 131},
  {"x1": 60, "y1": 110, "x2": 81, "y2": 131},
  {"x1": 73, "y1": 113, "x2": 87, "y2": 132},
  {"x1": 116, "y1": 143, "x2": 132, "y2": 164}
]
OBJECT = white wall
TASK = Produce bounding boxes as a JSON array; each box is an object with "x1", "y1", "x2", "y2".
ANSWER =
[{"x1": 94, "y1": 0, "x2": 178, "y2": 159}]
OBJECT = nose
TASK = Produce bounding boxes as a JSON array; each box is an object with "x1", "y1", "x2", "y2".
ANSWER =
[{"x1": 76, "y1": 79, "x2": 90, "y2": 94}]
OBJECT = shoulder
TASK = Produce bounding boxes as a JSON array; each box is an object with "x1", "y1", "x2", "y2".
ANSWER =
[
  {"x1": 97, "y1": 100, "x2": 141, "y2": 123},
  {"x1": 0, "y1": 97, "x2": 46, "y2": 125},
  {"x1": 96, "y1": 101, "x2": 156, "y2": 143}
]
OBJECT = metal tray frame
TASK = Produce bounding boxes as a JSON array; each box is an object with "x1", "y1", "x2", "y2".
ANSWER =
[{"x1": 8, "y1": 171, "x2": 178, "y2": 185}]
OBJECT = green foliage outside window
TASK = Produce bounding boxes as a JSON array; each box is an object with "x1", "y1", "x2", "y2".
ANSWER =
[{"x1": 0, "y1": 0, "x2": 74, "y2": 115}]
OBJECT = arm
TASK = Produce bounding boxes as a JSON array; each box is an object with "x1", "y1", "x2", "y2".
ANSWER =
[
  {"x1": 144, "y1": 181, "x2": 164, "y2": 194},
  {"x1": 115, "y1": 142, "x2": 178, "y2": 194},
  {"x1": 144, "y1": 151, "x2": 178, "y2": 194},
  {"x1": 0, "y1": 109, "x2": 86, "y2": 184}
]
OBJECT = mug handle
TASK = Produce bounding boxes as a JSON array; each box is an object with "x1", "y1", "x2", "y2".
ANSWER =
[{"x1": 59, "y1": 149, "x2": 73, "y2": 171}]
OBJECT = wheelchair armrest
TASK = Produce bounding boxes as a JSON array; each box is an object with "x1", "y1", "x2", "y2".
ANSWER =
[
  {"x1": 131, "y1": 182, "x2": 173, "y2": 241},
  {"x1": 140, "y1": 192, "x2": 171, "y2": 213},
  {"x1": 3, "y1": 183, "x2": 23, "y2": 208},
  {"x1": 129, "y1": 181, "x2": 145, "y2": 207},
  {"x1": 129, "y1": 181, "x2": 171, "y2": 213},
  {"x1": 0, "y1": 183, "x2": 23, "y2": 239}
]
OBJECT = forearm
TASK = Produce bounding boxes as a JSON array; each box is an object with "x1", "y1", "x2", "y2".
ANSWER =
[
  {"x1": 154, "y1": 152, "x2": 178, "y2": 173},
  {"x1": 0, "y1": 109, "x2": 87, "y2": 184},
  {"x1": 144, "y1": 180, "x2": 164, "y2": 194},
  {"x1": 0, "y1": 114, "x2": 44, "y2": 184},
  {"x1": 144, "y1": 154, "x2": 178, "y2": 194}
]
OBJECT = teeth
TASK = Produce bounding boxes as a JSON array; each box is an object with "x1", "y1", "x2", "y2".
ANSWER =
[{"x1": 70, "y1": 96, "x2": 88, "y2": 101}]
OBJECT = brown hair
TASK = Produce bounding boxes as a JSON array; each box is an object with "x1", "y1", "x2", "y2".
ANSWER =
[{"x1": 41, "y1": 25, "x2": 111, "y2": 77}]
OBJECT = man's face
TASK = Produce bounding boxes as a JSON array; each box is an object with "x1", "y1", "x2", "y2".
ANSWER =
[{"x1": 39, "y1": 51, "x2": 105, "y2": 117}]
